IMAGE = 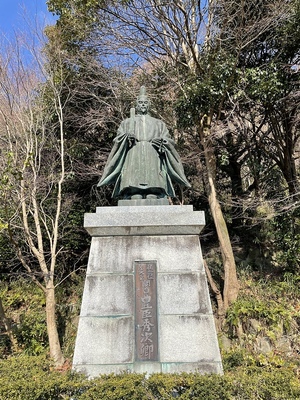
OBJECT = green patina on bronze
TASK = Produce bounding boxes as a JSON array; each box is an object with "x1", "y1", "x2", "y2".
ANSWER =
[{"x1": 98, "y1": 86, "x2": 191, "y2": 200}]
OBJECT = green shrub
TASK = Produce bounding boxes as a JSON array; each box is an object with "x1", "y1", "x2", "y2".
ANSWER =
[
  {"x1": 0, "y1": 279, "x2": 47, "y2": 355},
  {"x1": 78, "y1": 373, "x2": 150, "y2": 400},
  {"x1": 222, "y1": 348, "x2": 251, "y2": 370},
  {"x1": 147, "y1": 373, "x2": 193, "y2": 399},
  {"x1": 1, "y1": 354, "x2": 300, "y2": 399},
  {"x1": 180, "y1": 374, "x2": 231, "y2": 400},
  {"x1": 15, "y1": 309, "x2": 47, "y2": 355},
  {"x1": 229, "y1": 366, "x2": 300, "y2": 400},
  {"x1": 226, "y1": 297, "x2": 295, "y2": 332},
  {"x1": 0, "y1": 355, "x2": 85, "y2": 400}
]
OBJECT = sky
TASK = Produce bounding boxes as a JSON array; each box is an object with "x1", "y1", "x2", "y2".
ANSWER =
[{"x1": 0, "y1": 0, "x2": 56, "y2": 38}]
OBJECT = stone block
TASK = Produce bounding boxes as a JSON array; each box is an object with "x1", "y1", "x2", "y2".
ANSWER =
[
  {"x1": 118, "y1": 198, "x2": 169, "y2": 206},
  {"x1": 84, "y1": 205, "x2": 205, "y2": 236},
  {"x1": 256, "y1": 337, "x2": 272, "y2": 354},
  {"x1": 73, "y1": 205, "x2": 222, "y2": 376},
  {"x1": 80, "y1": 275, "x2": 134, "y2": 316},
  {"x1": 276, "y1": 336, "x2": 292, "y2": 353},
  {"x1": 75, "y1": 364, "x2": 133, "y2": 378},
  {"x1": 73, "y1": 316, "x2": 133, "y2": 365},
  {"x1": 158, "y1": 273, "x2": 211, "y2": 314},
  {"x1": 159, "y1": 315, "x2": 220, "y2": 363},
  {"x1": 161, "y1": 362, "x2": 223, "y2": 374},
  {"x1": 133, "y1": 362, "x2": 162, "y2": 375},
  {"x1": 87, "y1": 236, "x2": 203, "y2": 274}
]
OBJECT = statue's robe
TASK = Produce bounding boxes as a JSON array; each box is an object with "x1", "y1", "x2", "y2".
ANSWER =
[{"x1": 98, "y1": 114, "x2": 191, "y2": 198}]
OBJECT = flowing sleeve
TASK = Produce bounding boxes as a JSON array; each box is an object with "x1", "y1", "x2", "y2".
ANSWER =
[
  {"x1": 162, "y1": 141, "x2": 191, "y2": 187},
  {"x1": 152, "y1": 121, "x2": 191, "y2": 188},
  {"x1": 97, "y1": 122, "x2": 129, "y2": 187}
]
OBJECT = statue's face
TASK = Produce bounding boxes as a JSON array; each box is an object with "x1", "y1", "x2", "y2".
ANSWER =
[{"x1": 136, "y1": 96, "x2": 150, "y2": 114}]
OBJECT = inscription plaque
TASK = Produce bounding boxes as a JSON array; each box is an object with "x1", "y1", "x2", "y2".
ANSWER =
[{"x1": 135, "y1": 261, "x2": 158, "y2": 361}]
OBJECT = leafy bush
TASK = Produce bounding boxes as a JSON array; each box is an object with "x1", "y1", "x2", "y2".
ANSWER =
[
  {"x1": 78, "y1": 373, "x2": 149, "y2": 400},
  {"x1": 226, "y1": 297, "x2": 296, "y2": 334},
  {"x1": 181, "y1": 374, "x2": 232, "y2": 400},
  {"x1": 1, "y1": 354, "x2": 300, "y2": 400},
  {"x1": 225, "y1": 270, "x2": 300, "y2": 342},
  {"x1": 1, "y1": 277, "x2": 300, "y2": 399},
  {"x1": 229, "y1": 366, "x2": 300, "y2": 400},
  {"x1": 15, "y1": 309, "x2": 47, "y2": 355},
  {"x1": 0, "y1": 355, "x2": 86, "y2": 400},
  {"x1": 147, "y1": 373, "x2": 193, "y2": 399},
  {"x1": 271, "y1": 214, "x2": 300, "y2": 272},
  {"x1": 0, "y1": 279, "x2": 47, "y2": 355},
  {"x1": 0, "y1": 276, "x2": 85, "y2": 357}
]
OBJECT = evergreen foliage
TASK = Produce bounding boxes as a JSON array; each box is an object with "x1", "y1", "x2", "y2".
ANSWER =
[{"x1": 0, "y1": 354, "x2": 299, "y2": 399}]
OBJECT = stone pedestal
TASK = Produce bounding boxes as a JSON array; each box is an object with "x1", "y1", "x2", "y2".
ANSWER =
[{"x1": 72, "y1": 205, "x2": 223, "y2": 377}]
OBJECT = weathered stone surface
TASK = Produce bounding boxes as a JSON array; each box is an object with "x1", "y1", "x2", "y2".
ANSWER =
[
  {"x1": 133, "y1": 362, "x2": 162, "y2": 375},
  {"x1": 80, "y1": 275, "x2": 134, "y2": 316},
  {"x1": 158, "y1": 273, "x2": 211, "y2": 315},
  {"x1": 96, "y1": 205, "x2": 193, "y2": 214},
  {"x1": 159, "y1": 315, "x2": 221, "y2": 363},
  {"x1": 73, "y1": 316, "x2": 133, "y2": 365},
  {"x1": 276, "y1": 336, "x2": 292, "y2": 354},
  {"x1": 84, "y1": 205, "x2": 205, "y2": 236},
  {"x1": 87, "y1": 235, "x2": 203, "y2": 274},
  {"x1": 248, "y1": 318, "x2": 261, "y2": 334},
  {"x1": 118, "y1": 198, "x2": 169, "y2": 206},
  {"x1": 75, "y1": 364, "x2": 133, "y2": 378},
  {"x1": 72, "y1": 205, "x2": 222, "y2": 376},
  {"x1": 256, "y1": 337, "x2": 272, "y2": 354},
  {"x1": 219, "y1": 334, "x2": 232, "y2": 351},
  {"x1": 161, "y1": 362, "x2": 223, "y2": 374}
]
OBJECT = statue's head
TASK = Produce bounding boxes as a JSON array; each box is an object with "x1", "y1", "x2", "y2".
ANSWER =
[{"x1": 136, "y1": 86, "x2": 151, "y2": 115}]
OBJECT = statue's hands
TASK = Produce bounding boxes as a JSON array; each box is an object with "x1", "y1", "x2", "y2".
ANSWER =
[{"x1": 127, "y1": 134, "x2": 136, "y2": 147}]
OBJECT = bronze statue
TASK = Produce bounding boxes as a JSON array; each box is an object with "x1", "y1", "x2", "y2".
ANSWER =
[{"x1": 98, "y1": 86, "x2": 191, "y2": 200}]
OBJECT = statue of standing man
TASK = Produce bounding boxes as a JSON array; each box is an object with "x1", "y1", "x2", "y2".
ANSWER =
[{"x1": 98, "y1": 86, "x2": 191, "y2": 200}]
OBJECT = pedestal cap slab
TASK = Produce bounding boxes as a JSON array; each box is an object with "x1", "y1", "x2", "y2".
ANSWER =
[{"x1": 84, "y1": 205, "x2": 205, "y2": 236}]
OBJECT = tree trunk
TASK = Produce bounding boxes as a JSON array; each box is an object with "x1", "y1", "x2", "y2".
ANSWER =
[
  {"x1": 269, "y1": 111, "x2": 299, "y2": 199},
  {"x1": 45, "y1": 281, "x2": 65, "y2": 367},
  {"x1": 199, "y1": 114, "x2": 239, "y2": 311},
  {"x1": 283, "y1": 154, "x2": 299, "y2": 199},
  {"x1": 203, "y1": 260, "x2": 225, "y2": 330}
]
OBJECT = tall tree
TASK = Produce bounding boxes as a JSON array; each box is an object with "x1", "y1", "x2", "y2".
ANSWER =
[
  {"x1": 97, "y1": 0, "x2": 297, "y2": 311},
  {"x1": 217, "y1": 0, "x2": 300, "y2": 199},
  {"x1": 92, "y1": 0, "x2": 242, "y2": 313},
  {"x1": 0, "y1": 29, "x2": 75, "y2": 366},
  {"x1": 45, "y1": 0, "x2": 299, "y2": 313}
]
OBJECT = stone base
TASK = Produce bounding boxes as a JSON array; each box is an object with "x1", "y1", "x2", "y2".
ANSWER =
[
  {"x1": 72, "y1": 206, "x2": 223, "y2": 377},
  {"x1": 118, "y1": 198, "x2": 169, "y2": 206}
]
